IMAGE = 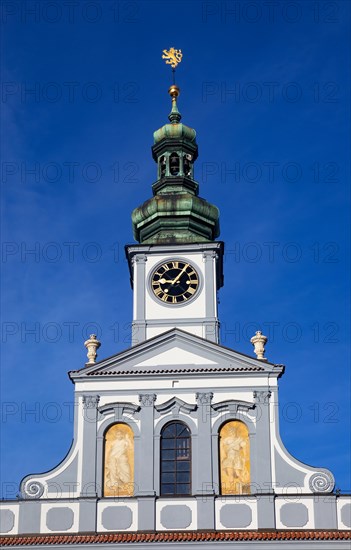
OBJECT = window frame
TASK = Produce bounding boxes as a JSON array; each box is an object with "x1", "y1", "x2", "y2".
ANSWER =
[{"x1": 160, "y1": 420, "x2": 192, "y2": 497}]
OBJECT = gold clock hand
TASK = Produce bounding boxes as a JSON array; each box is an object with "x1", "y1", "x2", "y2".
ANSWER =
[{"x1": 171, "y1": 264, "x2": 189, "y2": 285}]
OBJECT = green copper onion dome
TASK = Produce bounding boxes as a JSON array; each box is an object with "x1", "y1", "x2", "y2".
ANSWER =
[
  {"x1": 132, "y1": 85, "x2": 220, "y2": 245},
  {"x1": 153, "y1": 123, "x2": 196, "y2": 144}
]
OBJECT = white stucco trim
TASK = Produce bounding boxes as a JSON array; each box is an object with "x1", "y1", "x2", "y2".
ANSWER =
[{"x1": 75, "y1": 377, "x2": 274, "y2": 393}]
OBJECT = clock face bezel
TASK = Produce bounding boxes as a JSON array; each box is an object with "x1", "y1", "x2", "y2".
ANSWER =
[{"x1": 149, "y1": 258, "x2": 201, "y2": 306}]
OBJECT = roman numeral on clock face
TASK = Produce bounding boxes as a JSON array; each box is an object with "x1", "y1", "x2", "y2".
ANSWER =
[{"x1": 151, "y1": 260, "x2": 200, "y2": 304}]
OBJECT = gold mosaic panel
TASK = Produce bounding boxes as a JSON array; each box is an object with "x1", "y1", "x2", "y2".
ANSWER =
[
  {"x1": 219, "y1": 420, "x2": 250, "y2": 495},
  {"x1": 104, "y1": 423, "x2": 134, "y2": 497}
]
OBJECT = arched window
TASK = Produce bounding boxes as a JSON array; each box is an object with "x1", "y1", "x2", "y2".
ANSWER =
[
  {"x1": 183, "y1": 154, "x2": 192, "y2": 177},
  {"x1": 219, "y1": 420, "x2": 250, "y2": 495},
  {"x1": 103, "y1": 423, "x2": 134, "y2": 497},
  {"x1": 159, "y1": 155, "x2": 167, "y2": 178},
  {"x1": 160, "y1": 421, "x2": 191, "y2": 496},
  {"x1": 169, "y1": 153, "x2": 180, "y2": 176}
]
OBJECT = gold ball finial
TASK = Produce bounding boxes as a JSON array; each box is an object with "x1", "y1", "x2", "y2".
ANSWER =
[{"x1": 168, "y1": 84, "x2": 180, "y2": 99}]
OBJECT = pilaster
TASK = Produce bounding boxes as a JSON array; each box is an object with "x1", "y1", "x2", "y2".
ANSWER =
[
  {"x1": 314, "y1": 494, "x2": 338, "y2": 529},
  {"x1": 18, "y1": 501, "x2": 41, "y2": 534},
  {"x1": 137, "y1": 394, "x2": 157, "y2": 496},
  {"x1": 132, "y1": 254, "x2": 147, "y2": 345},
  {"x1": 196, "y1": 495, "x2": 216, "y2": 530},
  {"x1": 78, "y1": 499, "x2": 97, "y2": 533},
  {"x1": 136, "y1": 394, "x2": 157, "y2": 530},
  {"x1": 256, "y1": 493, "x2": 276, "y2": 529},
  {"x1": 80, "y1": 395, "x2": 100, "y2": 498},
  {"x1": 138, "y1": 497, "x2": 156, "y2": 531},
  {"x1": 253, "y1": 390, "x2": 272, "y2": 491},
  {"x1": 203, "y1": 251, "x2": 216, "y2": 317},
  {"x1": 203, "y1": 251, "x2": 219, "y2": 343},
  {"x1": 195, "y1": 392, "x2": 214, "y2": 495},
  {"x1": 253, "y1": 390, "x2": 275, "y2": 528}
]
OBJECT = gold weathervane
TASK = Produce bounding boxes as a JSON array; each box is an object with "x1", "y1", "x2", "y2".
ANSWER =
[{"x1": 162, "y1": 48, "x2": 183, "y2": 69}]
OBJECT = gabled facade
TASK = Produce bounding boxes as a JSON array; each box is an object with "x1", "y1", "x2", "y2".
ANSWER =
[{"x1": 1, "y1": 81, "x2": 350, "y2": 548}]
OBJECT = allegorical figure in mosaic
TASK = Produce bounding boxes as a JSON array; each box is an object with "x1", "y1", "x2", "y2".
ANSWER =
[
  {"x1": 104, "y1": 424, "x2": 134, "y2": 496},
  {"x1": 220, "y1": 421, "x2": 250, "y2": 495}
]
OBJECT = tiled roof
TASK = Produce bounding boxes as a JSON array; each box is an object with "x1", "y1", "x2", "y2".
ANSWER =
[
  {"x1": 87, "y1": 365, "x2": 266, "y2": 376},
  {"x1": 1, "y1": 530, "x2": 350, "y2": 546}
]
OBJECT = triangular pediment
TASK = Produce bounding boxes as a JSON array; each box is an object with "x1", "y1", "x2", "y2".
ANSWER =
[
  {"x1": 69, "y1": 328, "x2": 284, "y2": 380},
  {"x1": 136, "y1": 346, "x2": 217, "y2": 367}
]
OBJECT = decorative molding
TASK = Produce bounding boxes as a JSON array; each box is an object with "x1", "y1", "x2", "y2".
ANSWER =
[
  {"x1": 82, "y1": 395, "x2": 100, "y2": 409},
  {"x1": 203, "y1": 251, "x2": 217, "y2": 262},
  {"x1": 212, "y1": 399, "x2": 255, "y2": 414},
  {"x1": 196, "y1": 392, "x2": 213, "y2": 405},
  {"x1": 139, "y1": 393, "x2": 157, "y2": 407},
  {"x1": 155, "y1": 396, "x2": 197, "y2": 415},
  {"x1": 99, "y1": 401, "x2": 141, "y2": 419},
  {"x1": 253, "y1": 390, "x2": 271, "y2": 404},
  {"x1": 309, "y1": 471, "x2": 335, "y2": 493},
  {"x1": 126, "y1": 242, "x2": 223, "y2": 255},
  {"x1": 22, "y1": 480, "x2": 44, "y2": 499},
  {"x1": 135, "y1": 317, "x2": 217, "y2": 327},
  {"x1": 134, "y1": 254, "x2": 147, "y2": 264}
]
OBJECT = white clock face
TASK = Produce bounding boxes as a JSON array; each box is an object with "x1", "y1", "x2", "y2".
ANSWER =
[{"x1": 151, "y1": 260, "x2": 200, "y2": 304}]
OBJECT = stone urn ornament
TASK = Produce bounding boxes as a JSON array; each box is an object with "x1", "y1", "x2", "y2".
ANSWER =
[
  {"x1": 84, "y1": 334, "x2": 101, "y2": 364},
  {"x1": 250, "y1": 330, "x2": 268, "y2": 361}
]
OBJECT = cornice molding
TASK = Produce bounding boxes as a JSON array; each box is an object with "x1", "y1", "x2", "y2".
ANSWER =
[
  {"x1": 98, "y1": 401, "x2": 140, "y2": 417},
  {"x1": 155, "y1": 396, "x2": 197, "y2": 415},
  {"x1": 212, "y1": 399, "x2": 255, "y2": 414}
]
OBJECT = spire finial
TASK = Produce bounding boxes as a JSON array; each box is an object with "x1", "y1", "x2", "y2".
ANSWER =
[
  {"x1": 162, "y1": 48, "x2": 183, "y2": 124},
  {"x1": 168, "y1": 85, "x2": 181, "y2": 124}
]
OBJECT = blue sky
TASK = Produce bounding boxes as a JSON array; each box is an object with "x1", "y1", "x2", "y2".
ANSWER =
[{"x1": 1, "y1": 0, "x2": 350, "y2": 498}]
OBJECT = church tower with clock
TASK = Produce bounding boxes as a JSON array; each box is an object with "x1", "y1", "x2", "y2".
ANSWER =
[
  {"x1": 127, "y1": 82, "x2": 223, "y2": 345},
  {"x1": 0, "y1": 54, "x2": 350, "y2": 547}
]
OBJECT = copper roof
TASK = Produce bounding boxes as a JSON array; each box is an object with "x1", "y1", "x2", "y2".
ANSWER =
[{"x1": 1, "y1": 530, "x2": 350, "y2": 546}]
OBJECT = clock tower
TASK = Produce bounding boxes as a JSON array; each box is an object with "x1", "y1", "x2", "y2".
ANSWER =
[
  {"x1": 126, "y1": 84, "x2": 223, "y2": 345},
  {"x1": 1, "y1": 51, "x2": 349, "y2": 547}
]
